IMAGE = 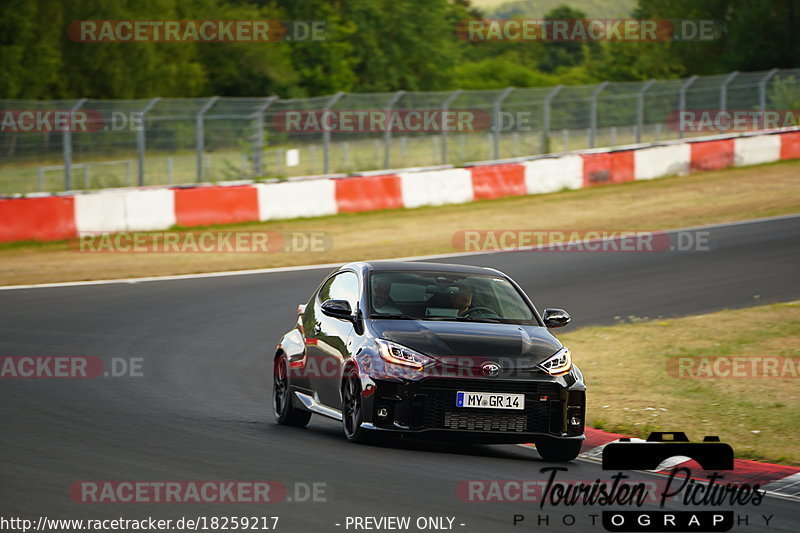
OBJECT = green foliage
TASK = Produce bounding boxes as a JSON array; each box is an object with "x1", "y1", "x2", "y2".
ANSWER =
[
  {"x1": 482, "y1": 0, "x2": 636, "y2": 18},
  {"x1": 451, "y1": 58, "x2": 558, "y2": 89},
  {"x1": 768, "y1": 76, "x2": 800, "y2": 111},
  {"x1": 0, "y1": 0, "x2": 796, "y2": 99}
]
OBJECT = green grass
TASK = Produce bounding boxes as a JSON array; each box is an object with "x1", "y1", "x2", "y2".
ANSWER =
[{"x1": 562, "y1": 301, "x2": 800, "y2": 465}]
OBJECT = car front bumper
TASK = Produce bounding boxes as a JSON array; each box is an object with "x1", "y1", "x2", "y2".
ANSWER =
[{"x1": 362, "y1": 377, "x2": 586, "y2": 443}]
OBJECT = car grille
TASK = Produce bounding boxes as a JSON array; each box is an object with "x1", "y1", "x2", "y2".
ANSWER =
[
  {"x1": 416, "y1": 379, "x2": 560, "y2": 433},
  {"x1": 443, "y1": 410, "x2": 527, "y2": 432}
]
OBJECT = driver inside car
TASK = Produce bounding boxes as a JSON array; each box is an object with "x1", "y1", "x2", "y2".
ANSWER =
[
  {"x1": 447, "y1": 283, "x2": 474, "y2": 316},
  {"x1": 372, "y1": 278, "x2": 402, "y2": 314}
]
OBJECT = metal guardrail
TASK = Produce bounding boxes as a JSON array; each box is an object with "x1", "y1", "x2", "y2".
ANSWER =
[{"x1": 1, "y1": 68, "x2": 798, "y2": 194}]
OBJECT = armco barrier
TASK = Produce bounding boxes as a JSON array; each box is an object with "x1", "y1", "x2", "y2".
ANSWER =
[
  {"x1": 734, "y1": 135, "x2": 782, "y2": 167},
  {"x1": 174, "y1": 185, "x2": 259, "y2": 227},
  {"x1": 124, "y1": 189, "x2": 176, "y2": 231},
  {"x1": 0, "y1": 129, "x2": 797, "y2": 244},
  {"x1": 399, "y1": 168, "x2": 473, "y2": 208},
  {"x1": 257, "y1": 179, "x2": 337, "y2": 221},
  {"x1": 581, "y1": 150, "x2": 635, "y2": 187},
  {"x1": 469, "y1": 164, "x2": 526, "y2": 200},
  {"x1": 523, "y1": 155, "x2": 583, "y2": 194},
  {"x1": 74, "y1": 189, "x2": 177, "y2": 233},
  {"x1": 634, "y1": 144, "x2": 691, "y2": 181},
  {"x1": 74, "y1": 191, "x2": 129, "y2": 233},
  {"x1": 0, "y1": 196, "x2": 75, "y2": 243},
  {"x1": 780, "y1": 131, "x2": 800, "y2": 160},
  {"x1": 335, "y1": 175, "x2": 403, "y2": 213},
  {"x1": 690, "y1": 139, "x2": 734, "y2": 171}
]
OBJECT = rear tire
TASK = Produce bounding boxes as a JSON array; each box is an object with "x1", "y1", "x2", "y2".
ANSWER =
[
  {"x1": 273, "y1": 354, "x2": 311, "y2": 427},
  {"x1": 342, "y1": 370, "x2": 371, "y2": 443},
  {"x1": 535, "y1": 439, "x2": 582, "y2": 462}
]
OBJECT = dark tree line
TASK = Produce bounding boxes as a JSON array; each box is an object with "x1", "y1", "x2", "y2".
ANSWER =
[{"x1": 1, "y1": 0, "x2": 798, "y2": 99}]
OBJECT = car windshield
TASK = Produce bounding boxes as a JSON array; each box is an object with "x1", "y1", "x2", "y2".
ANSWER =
[{"x1": 369, "y1": 270, "x2": 537, "y2": 324}]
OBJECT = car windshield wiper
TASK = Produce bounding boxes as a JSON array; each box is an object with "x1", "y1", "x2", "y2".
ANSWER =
[
  {"x1": 371, "y1": 313, "x2": 417, "y2": 320},
  {"x1": 456, "y1": 316, "x2": 502, "y2": 323},
  {"x1": 423, "y1": 316, "x2": 502, "y2": 323}
]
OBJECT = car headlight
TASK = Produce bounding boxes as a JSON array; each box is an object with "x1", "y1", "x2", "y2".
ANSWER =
[
  {"x1": 538, "y1": 347, "x2": 572, "y2": 376},
  {"x1": 376, "y1": 339, "x2": 436, "y2": 371}
]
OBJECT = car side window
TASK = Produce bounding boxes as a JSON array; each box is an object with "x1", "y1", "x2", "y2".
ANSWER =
[{"x1": 318, "y1": 271, "x2": 359, "y2": 310}]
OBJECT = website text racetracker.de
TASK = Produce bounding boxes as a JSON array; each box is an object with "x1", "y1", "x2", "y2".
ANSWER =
[
  {"x1": 451, "y1": 230, "x2": 711, "y2": 253},
  {"x1": 1, "y1": 516, "x2": 279, "y2": 532}
]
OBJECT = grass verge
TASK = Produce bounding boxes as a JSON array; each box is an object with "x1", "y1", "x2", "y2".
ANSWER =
[
  {"x1": 1, "y1": 159, "x2": 799, "y2": 286},
  {"x1": 561, "y1": 301, "x2": 800, "y2": 465}
]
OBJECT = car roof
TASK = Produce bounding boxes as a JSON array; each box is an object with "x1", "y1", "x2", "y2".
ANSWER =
[{"x1": 349, "y1": 261, "x2": 504, "y2": 276}]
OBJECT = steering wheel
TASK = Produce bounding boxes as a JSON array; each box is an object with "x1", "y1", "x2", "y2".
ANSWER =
[{"x1": 462, "y1": 306, "x2": 499, "y2": 318}]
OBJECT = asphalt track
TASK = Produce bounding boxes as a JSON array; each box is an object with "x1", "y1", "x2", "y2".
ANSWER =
[{"x1": 1, "y1": 216, "x2": 799, "y2": 532}]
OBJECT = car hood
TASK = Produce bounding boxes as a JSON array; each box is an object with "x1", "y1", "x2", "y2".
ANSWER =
[{"x1": 370, "y1": 319, "x2": 562, "y2": 370}]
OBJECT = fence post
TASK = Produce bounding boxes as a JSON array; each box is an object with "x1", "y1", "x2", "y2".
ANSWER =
[
  {"x1": 196, "y1": 96, "x2": 219, "y2": 183},
  {"x1": 383, "y1": 90, "x2": 405, "y2": 169},
  {"x1": 636, "y1": 79, "x2": 656, "y2": 144},
  {"x1": 136, "y1": 97, "x2": 160, "y2": 187},
  {"x1": 441, "y1": 89, "x2": 462, "y2": 164},
  {"x1": 589, "y1": 81, "x2": 608, "y2": 148},
  {"x1": 63, "y1": 98, "x2": 86, "y2": 191},
  {"x1": 252, "y1": 96, "x2": 277, "y2": 177},
  {"x1": 542, "y1": 85, "x2": 563, "y2": 153},
  {"x1": 492, "y1": 87, "x2": 513, "y2": 159},
  {"x1": 678, "y1": 75, "x2": 698, "y2": 139},
  {"x1": 758, "y1": 68, "x2": 780, "y2": 113},
  {"x1": 322, "y1": 92, "x2": 344, "y2": 174},
  {"x1": 719, "y1": 71, "x2": 739, "y2": 112}
]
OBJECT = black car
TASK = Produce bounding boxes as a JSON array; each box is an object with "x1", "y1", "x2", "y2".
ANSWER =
[{"x1": 273, "y1": 261, "x2": 586, "y2": 462}]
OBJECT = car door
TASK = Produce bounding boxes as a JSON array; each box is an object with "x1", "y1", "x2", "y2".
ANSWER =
[{"x1": 305, "y1": 270, "x2": 360, "y2": 408}]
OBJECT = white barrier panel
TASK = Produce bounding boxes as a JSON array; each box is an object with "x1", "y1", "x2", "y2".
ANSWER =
[
  {"x1": 523, "y1": 155, "x2": 583, "y2": 194},
  {"x1": 634, "y1": 144, "x2": 691, "y2": 180},
  {"x1": 399, "y1": 169, "x2": 473, "y2": 208},
  {"x1": 123, "y1": 189, "x2": 176, "y2": 231},
  {"x1": 734, "y1": 135, "x2": 781, "y2": 167},
  {"x1": 257, "y1": 180, "x2": 337, "y2": 221},
  {"x1": 74, "y1": 191, "x2": 128, "y2": 233}
]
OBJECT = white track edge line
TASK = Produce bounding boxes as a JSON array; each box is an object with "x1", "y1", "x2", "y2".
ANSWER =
[{"x1": 1, "y1": 213, "x2": 798, "y2": 291}]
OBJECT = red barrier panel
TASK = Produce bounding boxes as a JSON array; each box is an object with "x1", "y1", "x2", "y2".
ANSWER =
[
  {"x1": 779, "y1": 131, "x2": 800, "y2": 160},
  {"x1": 174, "y1": 186, "x2": 259, "y2": 227},
  {"x1": 335, "y1": 175, "x2": 403, "y2": 213},
  {"x1": 0, "y1": 196, "x2": 76, "y2": 243},
  {"x1": 470, "y1": 164, "x2": 527, "y2": 200},
  {"x1": 581, "y1": 151, "x2": 634, "y2": 187},
  {"x1": 690, "y1": 139, "x2": 734, "y2": 171}
]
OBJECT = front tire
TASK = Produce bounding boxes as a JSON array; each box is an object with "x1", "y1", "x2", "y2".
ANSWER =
[
  {"x1": 535, "y1": 439, "x2": 582, "y2": 462},
  {"x1": 342, "y1": 370, "x2": 371, "y2": 443},
  {"x1": 273, "y1": 354, "x2": 311, "y2": 427}
]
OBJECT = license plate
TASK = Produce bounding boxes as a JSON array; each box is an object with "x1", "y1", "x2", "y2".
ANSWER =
[{"x1": 456, "y1": 391, "x2": 525, "y2": 410}]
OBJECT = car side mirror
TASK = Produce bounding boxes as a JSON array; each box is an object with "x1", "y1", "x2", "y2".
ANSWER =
[
  {"x1": 543, "y1": 308, "x2": 570, "y2": 328},
  {"x1": 320, "y1": 299, "x2": 354, "y2": 321}
]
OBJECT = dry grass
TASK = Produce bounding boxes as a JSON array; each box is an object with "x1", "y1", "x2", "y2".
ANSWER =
[
  {"x1": 1, "y1": 159, "x2": 799, "y2": 286},
  {"x1": 562, "y1": 301, "x2": 800, "y2": 465}
]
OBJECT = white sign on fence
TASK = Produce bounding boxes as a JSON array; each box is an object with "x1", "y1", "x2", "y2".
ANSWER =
[{"x1": 286, "y1": 148, "x2": 300, "y2": 167}]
